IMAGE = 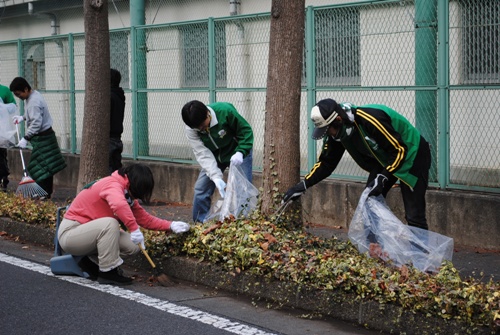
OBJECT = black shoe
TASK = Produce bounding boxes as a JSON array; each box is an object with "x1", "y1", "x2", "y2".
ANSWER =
[
  {"x1": 98, "y1": 267, "x2": 133, "y2": 286},
  {"x1": 78, "y1": 256, "x2": 99, "y2": 281}
]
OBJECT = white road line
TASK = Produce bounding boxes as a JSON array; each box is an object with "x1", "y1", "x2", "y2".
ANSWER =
[{"x1": 0, "y1": 252, "x2": 276, "y2": 335}]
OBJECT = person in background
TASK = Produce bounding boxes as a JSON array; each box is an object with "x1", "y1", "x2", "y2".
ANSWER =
[
  {"x1": 283, "y1": 98, "x2": 431, "y2": 231},
  {"x1": 0, "y1": 84, "x2": 17, "y2": 191},
  {"x1": 10, "y1": 77, "x2": 66, "y2": 198},
  {"x1": 58, "y1": 164, "x2": 191, "y2": 286},
  {"x1": 109, "y1": 68, "x2": 125, "y2": 174},
  {"x1": 181, "y1": 100, "x2": 254, "y2": 223}
]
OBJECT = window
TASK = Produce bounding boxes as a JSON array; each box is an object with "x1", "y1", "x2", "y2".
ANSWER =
[
  {"x1": 24, "y1": 43, "x2": 46, "y2": 90},
  {"x1": 180, "y1": 22, "x2": 227, "y2": 88},
  {"x1": 461, "y1": 0, "x2": 500, "y2": 84},
  {"x1": 314, "y1": 8, "x2": 361, "y2": 86},
  {"x1": 110, "y1": 31, "x2": 130, "y2": 89}
]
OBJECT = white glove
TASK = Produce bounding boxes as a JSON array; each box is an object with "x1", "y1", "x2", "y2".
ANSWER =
[
  {"x1": 12, "y1": 115, "x2": 24, "y2": 124},
  {"x1": 213, "y1": 178, "x2": 226, "y2": 198},
  {"x1": 230, "y1": 152, "x2": 244, "y2": 166},
  {"x1": 170, "y1": 221, "x2": 190, "y2": 234},
  {"x1": 130, "y1": 229, "x2": 145, "y2": 250},
  {"x1": 17, "y1": 138, "x2": 28, "y2": 149}
]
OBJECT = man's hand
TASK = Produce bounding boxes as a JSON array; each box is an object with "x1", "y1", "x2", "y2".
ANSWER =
[
  {"x1": 367, "y1": 173, "x2": 389, "y2": 197},
  {"x1": 213, "y1": 178, "x2": 226, "y2": 198},
  {"x1": 130, "y1": 229, "x2": 145, "y2": 250},
  {"x1": 170, "y1": 221, "x2": 190, "y2": 234},
  {"x1": 283, "y1": 180, "x2": 307, "y2": 203},
  {"x1": 230, "y1": 152, "x2": 243, "y2": 166},
  {"x1": 17, "y1": 138, "x2": 28, "y2": 149},
  {"x1": 12, "y1": 115, "x2": 24, "y2": 124}
]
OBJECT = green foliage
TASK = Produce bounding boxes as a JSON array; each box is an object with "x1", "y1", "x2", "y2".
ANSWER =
[
  {"x1": 1, "y1": 191, "x2": 499, "y2": 331},
  {"x1": 147, "y1": 214, "x2": 500, "y2": 331},
  {"x1": 0, "y1": 191, "x2": 57, "y2": 228}
]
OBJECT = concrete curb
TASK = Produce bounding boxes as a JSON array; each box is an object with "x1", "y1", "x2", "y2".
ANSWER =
[{"x1": 0, "y1": 218, "x2": 496, "y2": 335}]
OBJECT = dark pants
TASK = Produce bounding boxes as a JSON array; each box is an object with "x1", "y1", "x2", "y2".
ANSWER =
[
  {"x1": 367, "y1": 136, "x2": 431, "y2": 230},
  {"x1": 0, "y1": 148, "x2": 9, "y2": 189},
  {"x1": 37, "y1": 175, "x2": 53, "y2": 198},
  {"x1": 109, "y1": 137, "x2": 123, "y2": 174}
]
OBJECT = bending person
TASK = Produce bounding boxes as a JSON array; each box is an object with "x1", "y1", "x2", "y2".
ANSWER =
[
  {"x1": 58, "y1": 164, "x2": 190, "y2": 285},
  {"x1": 283, "y1": 99, "x2": 431, "y2": 231}
]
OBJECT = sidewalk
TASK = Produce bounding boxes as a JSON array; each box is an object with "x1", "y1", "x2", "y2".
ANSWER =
[{"x1": 38, "y1": 184, "x2": 499, "y2": 283}]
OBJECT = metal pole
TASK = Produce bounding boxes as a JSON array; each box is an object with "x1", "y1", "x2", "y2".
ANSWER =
[
  {"x1": 415, "y1": 0, "x2": 438, "y2": 184},
  {"x1": 437, "y1": 0, "x2": 450, "y2": 189},
  {"x1": 305, "y1": 6, "x2": 317, "y2": 171},
  {"x1": 130, "y1": 0, "x2": 149, "y2": 157}
]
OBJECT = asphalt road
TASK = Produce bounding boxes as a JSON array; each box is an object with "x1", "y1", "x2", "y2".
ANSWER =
[{"x1": 0, "y1": 236, "x2": 383, "y2": 335}]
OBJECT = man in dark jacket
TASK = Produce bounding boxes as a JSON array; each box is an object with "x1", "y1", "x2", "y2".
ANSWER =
[
  {"x1": 283, "y1": 98, "x2": 431, "y2": 230},
  {"x1": 109, "y1": 68, "x2": 126, "y2": 173}
]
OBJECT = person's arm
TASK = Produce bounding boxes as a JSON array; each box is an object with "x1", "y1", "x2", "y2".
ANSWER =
[
  {"x1": 185, "y1": 126, "x2": 223, "y2": 181},
  {"x1": 24, "y1": 96, "x2": 44, "y2": 140},
  {"x1": 303, "y1": 137, "x2": 345, "y2": 188},
  {"x1": 132, "y1": 204, "x2": 172, "y2": 231},
  {"x1": 283, "y1": 137, "x2": 344, "y2": 202}
]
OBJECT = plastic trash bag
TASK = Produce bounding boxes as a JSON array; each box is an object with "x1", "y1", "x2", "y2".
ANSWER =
[
  {"x1": 205, "y1": 165, "x2": 259, "y2": 223},
  {"x1": 348, "y1": 187, "x2": 454, "y2": 273},
  {"x1": 0, "y1": 99, "x2": 18, "y2": 149}
]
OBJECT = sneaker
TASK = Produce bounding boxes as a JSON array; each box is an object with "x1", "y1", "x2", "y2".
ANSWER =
[
  {"x1": 78, "y1": 256, "x2": 99, "y2": 281},
  {"x1": 98, "y1": 267, "x2": 133, "y2": 286}
]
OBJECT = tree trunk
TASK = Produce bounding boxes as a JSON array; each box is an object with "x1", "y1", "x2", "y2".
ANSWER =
[
  {"x1": 261, "y1": 0, "x2": 305, "y2": 214},
  {"x1": 77, "y1": 0, "x2": 111, "y2": 192}
]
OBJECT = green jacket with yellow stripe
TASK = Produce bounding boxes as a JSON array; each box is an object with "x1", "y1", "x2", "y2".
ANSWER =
[{"x1": 304, "y1": 104, "x2": 422, "y2": 189}]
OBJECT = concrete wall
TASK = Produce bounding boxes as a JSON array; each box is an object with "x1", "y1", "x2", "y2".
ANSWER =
[{"x1": 6, "y1": 150, "x2": 500, "y2": 250}]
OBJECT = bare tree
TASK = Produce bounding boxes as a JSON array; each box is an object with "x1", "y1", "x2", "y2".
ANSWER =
[
  {"x1": 77, "y1": 0, "x2": 110, "y2": 192},
  {"x1": 261, "y1": 0, "x2": 305, "y2": 214}
]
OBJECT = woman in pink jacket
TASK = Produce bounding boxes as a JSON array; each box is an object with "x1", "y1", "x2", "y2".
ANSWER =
[{"x1": 58, "y1": 164, "x2": 190, "y2": 285}]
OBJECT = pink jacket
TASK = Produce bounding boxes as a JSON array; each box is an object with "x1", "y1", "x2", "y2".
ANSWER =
[{"x1": 64, "y1": 171, "x2": 171, "y2": 232}]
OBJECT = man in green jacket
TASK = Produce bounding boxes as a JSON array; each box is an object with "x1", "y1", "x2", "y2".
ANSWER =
[
  {"x1": 283, "y1": 98, "x2": 431, "y2": 230},
  {"x1": 182, "y1": 100, "x2": 254, "y2": 223},
  {"x1": 0, "y1": 83, "x2": 16, "y2": 191}
]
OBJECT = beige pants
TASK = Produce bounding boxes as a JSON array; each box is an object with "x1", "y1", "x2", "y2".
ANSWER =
[{"x1": 58, "y1": 217, "x2": 139, "y2": 272}]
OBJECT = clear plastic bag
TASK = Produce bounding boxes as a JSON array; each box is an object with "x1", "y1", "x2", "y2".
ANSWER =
[
  {"x1": 205, "y1": 165, "x2": 259, "y2": 222},
  {"x1": 0, "y1": 101, "x2": 17, "y2": 149},
  {"x1": 348, "y1": 187, "x2": 454, "y2": 273}
]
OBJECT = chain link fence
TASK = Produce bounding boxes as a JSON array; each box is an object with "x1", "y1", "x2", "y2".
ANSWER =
[{"x1": 0, "y1": 0, "x2": 498, "y2": 192}]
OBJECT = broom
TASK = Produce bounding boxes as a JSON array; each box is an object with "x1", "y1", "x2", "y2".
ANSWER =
[
  {"x1": 138, "y1": 244, "x2": 177, "y2": 287},
  {"x1": 15, "y1": 123, "x2": 48, "y2": 198}
]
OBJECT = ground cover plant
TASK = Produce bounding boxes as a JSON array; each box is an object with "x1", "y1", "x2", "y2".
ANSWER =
[{"x1": 1, "y1": 191, "x2": 499, "y2": 332}]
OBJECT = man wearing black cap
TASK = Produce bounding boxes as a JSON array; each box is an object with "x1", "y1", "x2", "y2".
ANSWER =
[{"x1": 283, "y1": 99, "x2": 431, "y2": 230}]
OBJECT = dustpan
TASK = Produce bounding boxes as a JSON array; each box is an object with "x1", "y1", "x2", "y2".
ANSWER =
[{"x1": 50, "y1": 206, "x2": 89, "y2": 278}]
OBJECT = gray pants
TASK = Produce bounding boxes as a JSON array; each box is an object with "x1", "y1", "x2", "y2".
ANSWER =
[{"x1": 58, "y1": 218, "x2": 139, "y2": 272}]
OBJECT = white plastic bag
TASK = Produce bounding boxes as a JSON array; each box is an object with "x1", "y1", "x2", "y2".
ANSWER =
[
  {"x1": 0, "y1": 100, "x2": 18, "y2": 149},
  {"x1": 348, "y1": 187, "x2": 454, "y2": 273},
  {"x1": 205, "y1": 165, "x2": 259, "y2": 222}
]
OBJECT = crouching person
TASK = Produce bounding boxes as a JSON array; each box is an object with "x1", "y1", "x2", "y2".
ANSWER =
[{"x1": 58, "y1": 164, "x2": 190, "y2": 285}]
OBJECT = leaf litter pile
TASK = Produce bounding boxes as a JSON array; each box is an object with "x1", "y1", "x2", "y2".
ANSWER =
[
  {"x1": 147, "y1": 213, "x2": 500, "y2": 331},
  {"x1": 1, "y1": 192, "x2": 498, "y2": 330}
]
